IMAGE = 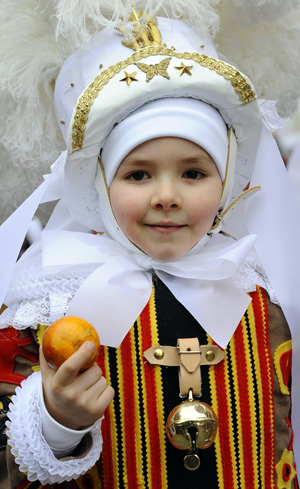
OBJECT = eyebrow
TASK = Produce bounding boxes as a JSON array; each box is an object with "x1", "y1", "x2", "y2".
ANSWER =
[
  {"x1": 122, "y1": 156, "x2": 152, "y2": 164},
  {"x1": 180, "y1": 156, "x2": 216, "y2": 165},
  {"x1": 122, "y1": 154, "x2": 215, "y2": 165}
]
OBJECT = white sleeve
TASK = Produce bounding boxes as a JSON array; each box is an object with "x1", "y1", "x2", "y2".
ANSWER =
[
  {"x1": 6, "y1": 371, "x2": 103, "y2": 484},
  {"x1": 39, "y1": 388, "x2": 94, "y2": 457}
]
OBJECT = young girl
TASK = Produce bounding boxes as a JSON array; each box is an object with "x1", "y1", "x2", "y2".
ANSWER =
[{"x1": 1, "y1": 2, "x2": 300, "y2": 488}]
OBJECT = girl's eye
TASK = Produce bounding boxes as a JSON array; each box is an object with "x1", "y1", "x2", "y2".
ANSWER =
[
  {"x1": 127, "y1": 171, "x2": 149, "y2": 181},
  {"x1": 183, "y1": 169, "x2": 204, "y2": 180}
]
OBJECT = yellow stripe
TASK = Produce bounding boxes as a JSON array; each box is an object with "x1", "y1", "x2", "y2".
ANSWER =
[
  {"x1": 136, "y1": 314, "x2": 153, "y2": 487},
  {"x1": 231, "y1": 321, "x2": 264, "y2": 488},
  {"x1": 0, "y1": 395, "x2": 12, "y2": 410},
  {"x1": 256, "y1": 288, "x2": 276, "y2": 488},
  {"x1": 229, "y1": 335, "x2": 244, "y2": 489},
  {"x1": 103, "y1": 347, "x2": 120, "y2": 488},
  {"x1": 224, "y1": 338, "x2": 239, "y2": 489},
  {"x1": 240, "y1": 312, "x2": 259, "y2": 488},
  {"x1": 129, "y1": 325, "x2": 145, "y2": 486},
  {"x1": 149, "y1": 288, "x2": 168, "y2": 488},
  {"x1": 207, "y1": 335, "x2": 224, "y2": 489},
  {"x1": 209, "y1": 333, "x2": 238, "y2": 489},
  {"x1": 247, "y1": 295, "x2": 267, "y2": 488},
  {"x1": 116, "y1": 347, "x2": 127, "y2": 486}
]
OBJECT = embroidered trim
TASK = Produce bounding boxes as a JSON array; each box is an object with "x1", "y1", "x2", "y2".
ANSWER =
[
  {"x1": 210, "y1": 127, "x2": 235, "y2": 231},
  {"x1": 275, "y1": 449, "x2": 297, "y2": 489},
  {"x1": 274, "y1": 340, "x2": 292, "y2": 395},
  {"x1": 72, "y1": 47, "x2": 256, "y2": 152},
  {"x1": 210, "y1": 186, "x2": 261, "y2": 230},
  {"x1": 98, "y1": 158, "x2": 110, "y2": 198}
]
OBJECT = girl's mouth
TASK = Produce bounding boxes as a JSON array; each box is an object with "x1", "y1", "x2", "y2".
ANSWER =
[{"x1": 146, "y1": 223, "x2": 186, "y2": 233}]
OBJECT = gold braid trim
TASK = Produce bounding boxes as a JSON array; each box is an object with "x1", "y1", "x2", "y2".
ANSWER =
[{"x1": 72, "y1": 47, "x2": 256, "y2": 152}]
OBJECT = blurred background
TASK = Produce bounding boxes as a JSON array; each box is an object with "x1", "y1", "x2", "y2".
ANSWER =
[{"x1": 275, "y1": 101, "x2": 300, "y2": 210}]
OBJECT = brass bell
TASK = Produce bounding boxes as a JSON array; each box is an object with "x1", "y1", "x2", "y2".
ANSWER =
[{"x1": 165, "y1": 390, "x2": 218, "y2": 470}]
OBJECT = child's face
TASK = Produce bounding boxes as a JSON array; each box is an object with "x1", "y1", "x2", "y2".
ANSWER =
[{"x1": 110, "y1": 137, "x2": 223, "y2": 261}]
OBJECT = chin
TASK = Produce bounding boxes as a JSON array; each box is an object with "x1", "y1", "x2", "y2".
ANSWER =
[{"x1": 147, "y1": 249, "x2": 187, "y2": 261}]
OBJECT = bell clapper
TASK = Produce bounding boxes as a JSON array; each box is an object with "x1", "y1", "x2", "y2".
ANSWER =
[{"x1": 183, "y1": 390, "x2": 201, "y2": 470}]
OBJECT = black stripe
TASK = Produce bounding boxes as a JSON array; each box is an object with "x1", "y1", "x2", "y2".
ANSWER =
[
  {"x1": 225, "y1": 337, "x2": 242, "y2": 488},
  {"x1": 244, "y1": 308, "x2": 262, "y2": 485},
  {"x1": 107, "y1": 345, "x2": 124, "y2": 489},
  {"x1": 133, "y1": 321, "x2": 149, "y2": 487},
  {"x1": 0, "y1": 396, "x2": 11, "y2": 451},
  {"x1": 154, "y1": 280, "x2": 219, "y2": 489}
]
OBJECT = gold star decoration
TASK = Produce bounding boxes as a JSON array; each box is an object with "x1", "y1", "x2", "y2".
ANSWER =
[
  {"x1": 174, "y1": 62, "x2": 193, "y2": 76},
  {"x1": 120, "y1": 71, "x2": 138, "y2": 86}
]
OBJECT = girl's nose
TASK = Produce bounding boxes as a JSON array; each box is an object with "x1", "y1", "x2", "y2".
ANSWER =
[{"x1": 150, "y1": 179, "x2": 183, "y2": 210}]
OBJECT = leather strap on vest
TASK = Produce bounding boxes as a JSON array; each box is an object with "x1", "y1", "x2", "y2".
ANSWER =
[
  {"x1": 144, "y1": 340, "x2": 225, "y2": 397},
  {"x1": 178, "y1": 338, "x2": 201, "y2": 397}
]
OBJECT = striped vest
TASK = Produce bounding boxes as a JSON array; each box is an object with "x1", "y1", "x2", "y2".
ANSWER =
[{"x1": 17, "y1": 282, "x2": 298, "y2": 489}]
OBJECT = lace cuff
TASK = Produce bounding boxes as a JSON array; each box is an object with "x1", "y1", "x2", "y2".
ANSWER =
[{"x1": 6, "y1": 371, "x2": 103, "y2": 484}]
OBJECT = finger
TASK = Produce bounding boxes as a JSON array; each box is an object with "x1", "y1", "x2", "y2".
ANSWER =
[
  {"x1": 94, "y1": 385, "x2": 115, "y2": 416},
  {"x1": 55, "y1": 341, "x2": 96, "y2": 386},
  {"x1": 84, "y1": 374, "x2": 108, "y2": 398},
  {"x1": 39, "y1": 345, "x2": 57, "y2": 379},
  {"x1": 84, "y1": 384, "x2": 115, "y2": 422},
  {"x1": 72, "y1": 363, "x2": 103, "y2": 391}
]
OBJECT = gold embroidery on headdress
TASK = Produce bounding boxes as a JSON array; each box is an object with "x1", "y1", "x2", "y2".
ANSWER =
[
  {"x1": 72, "y1": 47, "x2": 256, "y2": 152},
  {"x1": 117, "y1": 7, "x2": 163, "y2": 51},
  {"x1": 135, "y1": 58, "x2": 171, "y2": 82}
]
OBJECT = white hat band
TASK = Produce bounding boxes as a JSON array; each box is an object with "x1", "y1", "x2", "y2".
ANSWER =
[{"x1": 101, "y1": 98, "x2": 228, "y2": 185}]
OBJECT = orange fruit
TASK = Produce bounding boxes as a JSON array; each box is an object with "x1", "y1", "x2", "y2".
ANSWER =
[{"x1": 42, "y1": 316, "x2": 100, "y2": 371}]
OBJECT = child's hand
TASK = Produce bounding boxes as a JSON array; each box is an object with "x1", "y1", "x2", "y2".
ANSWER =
[{"x1": 40, "y1": 342, "x2": 114, "y2": 430}]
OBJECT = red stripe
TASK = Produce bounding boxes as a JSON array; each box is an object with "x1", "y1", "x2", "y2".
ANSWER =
[
  {"x1": 16, "y1": 482, "x2": 29, "y2": 489},
  {"x1": 120, "y1": 330, "x2": 139, "y2": 487},
  {"x1": 97, "y1": 347, "x2": 115, "y2": 489},
  {"x1": 16, "y1": 483, "x2": 48, "y2": 489},
  {"x1": 212, "y1": 345, "x2": 236, "y2": 488},
  {"x1": 234, "y1": 321, "x2": 255, "y2": 487},
  {"x1": 250, "y1": 289, "x2": 275, "y2": 486},
  {"x1": 140, "y1": 302, "x2": 163, "y2": 489},
  {"x1": 16, "y1": 482, "x2": 33, "y2": 489}
]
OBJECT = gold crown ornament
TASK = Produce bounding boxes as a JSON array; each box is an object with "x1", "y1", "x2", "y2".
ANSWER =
[{"x1": 117, "y1": 6, "x2": 164, "y2": 51}]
